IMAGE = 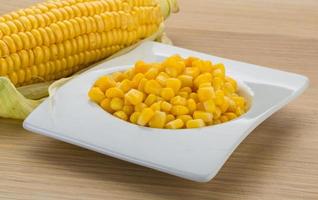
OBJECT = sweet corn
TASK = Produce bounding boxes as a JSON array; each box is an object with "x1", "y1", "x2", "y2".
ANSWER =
[
  {"x1": 106, "y1": 87, "x2": 124, "y2": 98},
  {"x1": 110, "y1": 97, "x2": 124, "y2": 111},
  {"x1": 165, "y1": 118, "x2": 184, "y2": 129},
  {"x1": 197, "y1": 86, "x2": 215, "y2": 102},
  {"x1": 144, "y1": 94, "x2": 157, "y2": 106},
  {"x1": 193, "y1": 111, "x2": 213, "y2": 123},
  {"x1": 177, "y1": 115, "x2": 192, "y2": 124},
  {"x1": 160, "y1": 101, "x2": 172, "y2": 112},
  {"x1": 160, "y1": 87, "x2": 175, "y2": 100},
  {"x1": 144, "y1": 79, "x2": 161, "y2": 95},
  {"x1": 149, "y1": 111, "x2": 166, "y2": 128},
  {"x1": 94, "y1": 76, "x2": 116, "y2": 92},
  {"x1": 186, "y1": 119, "x2": 205, "y2": 128},
  {"x1": 130, "y1": 111, "x2": 141, "y2": 124},
  {"x1": 170, "y1": 96, "x2": 187, "y2": 106},
  {"x1": 171, "y1": 105, "x2": 189, "y2": 115},
  {"x1": 137, "y1": 107, "x2": 154, "y2": 126},
  {"x1": 89, "y1": 55, "x2": 247, "y2": 129},
  {"x1": 114, "y1": 111, "x2": 128, "y2": 121},
  {"x1": 166, "y1": 78, "x2": 181, "y2": 93},
  {"x1": 88, "y1": 87, "x2": 105, "y2": 103},
  {"x1": 125, "y1": 89, "x2": 144, "y2": 105}
]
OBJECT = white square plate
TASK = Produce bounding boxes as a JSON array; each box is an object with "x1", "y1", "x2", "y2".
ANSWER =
[{"x1": 23, "y1": 41, "x2": 308, "y2": 182}]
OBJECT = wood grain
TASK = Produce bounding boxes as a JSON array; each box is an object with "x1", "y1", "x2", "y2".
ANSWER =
[{"x1": 0, "y1": 0, "x2": 317, "y2": 199}]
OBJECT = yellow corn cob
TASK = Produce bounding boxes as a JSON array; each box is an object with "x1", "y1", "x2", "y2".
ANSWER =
[{"x1": 0, "y1": 0, "x2": 176, "y2": 87}]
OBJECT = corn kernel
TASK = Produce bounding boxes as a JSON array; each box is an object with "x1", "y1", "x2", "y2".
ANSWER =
[
  {"x1": 215, "y1": 90, "x2": 225, "y2": 105},
  {"x1": 112, "y1": 71, "x2": 127, "y2": 82},
  {"x1": 232, "y1": 96, "x2": 245, "y2": 108},
  {"x1": 113, "y1": 111, "x2": 128, "y2": 121},
  {"x1": 110, "y1": 97, "x2": 124, "y2": 111},
  {"x1": 160, "y1": 87, "x2": 175, "y2": 101},
  {"x1": 178, "y1": 75, "x2": 193, "y2": 87},
  {"x1": 94, "y1": 76, "x2": 116, "y2": 91},
  {"x1": 144, "y1": 94, "x2": 157, "y2": 106},
  {"x1": 131, "y1": 73, "x2": 145, "y2": 88},
  {"x1": 184, "y1": 56, "x2": 198, "y2": 67},
  {"x1": 177, "y1": 115, "x2": 192, "y2": 124},
  {"x1": 180, "y1": 87, "x2": 192, "y2": 93},
  {"x1": 213, "y1": 107, "x2": 222, "y2": 119},
  {"x1": 166, "y1": 114, "x2": 175, "y2": 123},
  {"x1": 144, "y1": 80, "x2": 161, "y2": 95},
  {"x1": 118, "y1": 79, "x2": 131, "y2": 92},
  {"x1": 213, "y1": 77, "x2": 224, "y2": 90},
  {"x1": 166, "y1": 78, "x2": 181, "y2": 93},
  {"x1": 187, "y1": 99, "x2": 196, "y2": 113},
  {"x1": 224, "y1": 82, "x2": 235, "y2": 95},
  {"x1": 213, "y1": 68, "x2": 224, "y2": 78},
  {"x1": 137, "y1": 77, "x2": 148, "y2": 92},
  {"x1": 203, "y1": 99, "x2": 216, "y2": 113},
  {"x1": 161, "y1": 101, "x2": 172, "y2": 112},
  {"x1": 214, "y1": 63, "x2": 225, "y2": 74},
  {"x1": 123, "y1": 105, "x2": 134, "y2": 115},
  {"x1": 144, "y1": 67, "x2": 159, "y2": 79},
  {"x1": 219, "y1": 100, "x2": 229, "y2": 113},
  {"x1": 184, "y1": 67, "x2": 200, "y2": 77},
  {"x1": 125, "y1": 89, "x2": 144, "y2": 105},
  {"x1": 196, "y1": 102, "x2": 204, "y2": 110},
  {"x1": 225, "y1": 96, "x2": 236, "y2": 112},
  {"x1": 150, "y1": 102, "x2": 161, "y2": 111},
  {"x1": 194, "y1": 73, "x2": 212, "y2": 88},
  {"x1": 134, "y1": 60, "x2": 149, "y2": 73},
  {"x1": 106, "y1": 87, "x2": 124, "y2": 98},
  {"x1": 186, "y1": 119, "x2": 205, "y2": 128},
  {"x1": 137, "y1": 108, "x2": 155, "y2": 126},
  {"x1": 225, "y1": 112, "x2": 237, "y2": 120},
  {"x1": 171, "y1": 105, "x2": 189, "y2": 115},
  {"x1": 189, "y1": 92, "x2": 198, "y2": 102},
  {"x1": 163, "y1": 56, "x2": 185, "y2": 77},
  {"x1": 135, "y1": 103, "x2": 147, "y2": 112},
  {"x1": 200, "y1": 60, "x2": 214, "y2": 73},
  {"x1": 219, "y1": 115, "x2": 228, "y2": 123},
  {"x1": 193, "y1": 111, "x2": 213, "y2": 123},
  {"x1": 199, "y1": 82, "x2": 212, "y2": 88},
  {"x1": 88, "y1": 87, "x2": 105, "y2": 103},
  {"x1": 130, "y1": 112, "x2": 140, "y2": 124},
  {"x1": 170, "y1": 96, "x2": 187, "y2": 106},
  {"x1": 198, "y1": 87, "x2": 215, "y2": 102},
  {"x1": 236, "y1": 107, "x2": 245, "y2": 116},
  {"x1": 177, "y1": 91, "x2": 189, "y2": 98},
  {"x1": 165, "y1": 119, "x2": 184, "y2": 129},
  {"x1": 156, "y1": 71, "x2": 169, "y2": 86},
  {"x1": 100, "y1": 98, "x2": 114, "y2": 113},
  {"x1": 225, "y1": 76, "x2": 237, "y2": 91},
  {"x1": 149, "y1": 111, "x2": 166, "y2": 128}
]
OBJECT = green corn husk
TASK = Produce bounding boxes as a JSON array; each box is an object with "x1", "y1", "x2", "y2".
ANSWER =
[{"x1": 0, "y1": 0, "x2": 179, "y2": 120}]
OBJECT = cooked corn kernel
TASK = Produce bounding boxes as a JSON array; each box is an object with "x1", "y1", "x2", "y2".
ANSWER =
[
  {"x1": 106, "y1": 87, "x2": 124, "y2": 98},
  {"x1": 165, "y1": 119, "x2": 184, "y2": 129},
  {"x1": 144, "y1": 94, "x2": 157, "y2": 106},
  {"x1": 125, "y1": 89, "x2": 144, "y2": 105},
  {"x1": 110, "y1": 97, "x2": 124, "y2": 111},
  {"x1": 88, "y1": 87, "x2": 105, "y2": 103},
  {"x1": 170, "y1": 96, "x2": 187, "y2": 106},
  {"x1": 166, "y1": 78, "x2": 181, "y2": 93},
  {"x1": 160, "y1": 101, "x2": 172, "y2": 112},
  {"x1": 186, "y1": 119, "x2": 205, "y2": 128},
  {"x1": 160, "y1": 87, "x2": 175, "y2": 101},
  {"x1": 177, "y1": 115, "x2": 192, "y2": 124},
  {"x1": 149, "y1": 111, "x2": 166, "y2": 128},
  {"x1": 137, "y1": 107, "x2": 154, "y2": 126},
  {"x1": 89, "y1": 55, "x2": 247, "y2": 129},
  {"x1": 193, "y1": 111, "x2": 213, "y2": 123},
  {"x1": 114, "y1": 111, "x2": 128, "y2": 121},
  {"x1": 171, "y1": 105, "x2": 189, "y2": 115}
]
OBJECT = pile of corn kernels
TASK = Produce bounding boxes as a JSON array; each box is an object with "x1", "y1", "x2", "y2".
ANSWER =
[{"x1": 88, "y1": 55, "x2": 247, "y2": 129}]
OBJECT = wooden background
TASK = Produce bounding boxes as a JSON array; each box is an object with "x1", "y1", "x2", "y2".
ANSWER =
[{"x1": 0, "y1": 0, "x2": 317, "y2": 199}]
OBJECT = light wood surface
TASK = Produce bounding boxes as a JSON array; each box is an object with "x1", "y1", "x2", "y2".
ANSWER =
[{"x1": 1, "y1": 0, "x2": 318, "y2": 199}]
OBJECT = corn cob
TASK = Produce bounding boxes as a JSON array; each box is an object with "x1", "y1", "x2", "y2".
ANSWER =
[
  {"x1": 0, "y1": 0, "x2": 179, "y2": 120},
  {"x1": 0, "y1": 0, "x2": 177, "y2": 87}
]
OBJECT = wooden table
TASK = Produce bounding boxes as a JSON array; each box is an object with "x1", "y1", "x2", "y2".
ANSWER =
[{"x1": 1, "y1": 0, "x2": 317, "y2": 199}]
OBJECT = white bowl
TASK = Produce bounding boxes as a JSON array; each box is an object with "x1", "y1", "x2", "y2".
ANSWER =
[{"x1": 23, "y1": 41, "x2": 308, "y2": 182}]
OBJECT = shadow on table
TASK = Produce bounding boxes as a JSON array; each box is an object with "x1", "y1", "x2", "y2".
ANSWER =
[{"x1": 28, "y1": 112, "x2": 296, "y2": 199}]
